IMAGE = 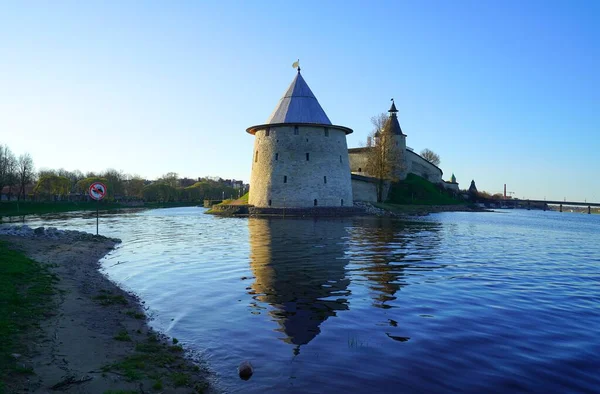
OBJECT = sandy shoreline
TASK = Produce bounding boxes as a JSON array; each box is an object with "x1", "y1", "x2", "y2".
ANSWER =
[{"x1": 1, "y1": 233, "x2": 213, "y2": 393}]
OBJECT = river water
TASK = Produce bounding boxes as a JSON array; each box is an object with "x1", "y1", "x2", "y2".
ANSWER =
[{"x1": 5, "y1": 208, "x2": 600, "y2": 393}]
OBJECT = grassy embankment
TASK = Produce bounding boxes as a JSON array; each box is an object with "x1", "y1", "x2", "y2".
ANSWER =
[
  {"x1": 376, "y1": 174, "x2": 469, "y2": 214},
  {"x1": 0, "y1": 242, "x2": 56, "y2": 393},
  {"x1": 0, "y1": 201, "x2": 198, "y2": 218},
  {"x1": 206, "y1": 192, "x2": 249, "y2": 214}
]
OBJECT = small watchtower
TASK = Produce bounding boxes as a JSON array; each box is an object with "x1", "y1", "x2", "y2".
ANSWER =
[{"x1": 375, "y1": 99, "x2": 408, "y2": 179}]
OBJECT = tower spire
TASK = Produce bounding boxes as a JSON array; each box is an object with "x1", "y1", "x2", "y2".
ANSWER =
[{"x1": 389, "y1": 98, "x2": 398, "y2": 113}]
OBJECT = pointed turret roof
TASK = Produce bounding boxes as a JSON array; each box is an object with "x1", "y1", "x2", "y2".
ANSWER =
[
  {"x1": 265, "y1": 71, "x2": 332, "y2": 125},
  {"x1": 375, "y1": 99, "x2": 405, "y2": 137}
]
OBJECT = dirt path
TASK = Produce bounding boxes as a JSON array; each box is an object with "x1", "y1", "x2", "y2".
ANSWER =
[{"x1": 1, "y1": 235, "x2": 213, "y2": 394}]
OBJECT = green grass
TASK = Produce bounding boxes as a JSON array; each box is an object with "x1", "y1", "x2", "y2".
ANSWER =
[
  {"x1": 114, "y1": 330, "x2": 132, "y2": 342},
  {"x1": 238, "y1": 192, "x2": 249, "y2": 204},
  {"x1": 94, "y1": 294, "x2": 128, "y2": 306},
  {"x1": 125, "y1": 311, "x2": 145, "y2": 320},
  {"x1": 101, "y1": 333, "x2": 208, "y2": 391},
  {"x1": 214, "y1": 192, "x2": 249, "y2": 207},
  {"x1": 152, "y1": 379, "x2": 163, "y2": 390},
  {"x1": 387, "y1": 174, "x2": 464, "y2": 205},
  {"x1": 0, "y1": 201, "x2": 199, "y2": 218},
  {"x1": 0, "y1": 242, "x2": 56, "y2": 390},
  {"x1": 104, "y1": 335, "x2": 183, "y2": 382},
  {"x1": 171, "y1": 372, "x2": 190, "y2": 387},
  {"x1": 347, "y1": 335, "x2": 368, "y2": 349}
]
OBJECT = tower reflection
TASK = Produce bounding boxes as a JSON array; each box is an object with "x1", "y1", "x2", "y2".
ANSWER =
[
  {"x1": 248, "y1": 217, "x2": 351, "y2": 351},
  {"x1": 348, "y1": 217, "x2": 443, "y2": 309}
]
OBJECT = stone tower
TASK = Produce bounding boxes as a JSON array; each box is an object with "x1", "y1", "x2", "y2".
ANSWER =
[
  {"x1": 374, "y1": 100, "x2": 407, "y2": 179},
  {"x1": 246, "y1": 69, "x2": 354, "y2": 208}
]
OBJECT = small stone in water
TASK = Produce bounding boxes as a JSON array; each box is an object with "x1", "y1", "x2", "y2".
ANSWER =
[{"x1": 238, "y1": 360, "x2": 253, "y2": 380}]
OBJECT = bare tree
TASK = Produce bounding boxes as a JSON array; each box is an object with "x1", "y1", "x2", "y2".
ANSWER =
[
  {"x1": 370, "y1": 113, "x2": 388, "y2": 136},
  {"x1": 6, "y1": 155, "x2": 18, "y2": 199},
  {"x1": 365, "y1": 115, "x2": 403, "y2": 202},
  {"x1": 420, "y1": 149, "x2": 441, "y2": 166},
  {"x1": 17, "y1": 153, "x2": 34, "y2": 200},
  {"x1": 0, "y1": 145, "x2": 17, "y2": 199}
]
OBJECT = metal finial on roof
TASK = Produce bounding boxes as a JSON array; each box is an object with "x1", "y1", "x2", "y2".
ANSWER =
[
  {"x1": 293, "y1": 59, "x2": 300, "y2": 73},
  {"x1": 389, "y1": 98, "x2": 398, "y2": 113}
]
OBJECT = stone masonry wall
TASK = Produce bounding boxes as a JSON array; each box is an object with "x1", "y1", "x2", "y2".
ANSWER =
[
  {"x1": 405, "y1": 150, "x2": 443, "y2": 183},
  {"x1": 249, "y1": 125, "x2": 354, "y2": 208},
  {"x1": 349, "y1": 151, "x2": 369, "y2": 175},
  {"x1": 351, "y1": 178, "x2": 378, "y2": 202}
]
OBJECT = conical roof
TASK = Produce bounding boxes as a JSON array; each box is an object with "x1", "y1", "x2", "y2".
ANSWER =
[
  {"x1": 265, "y1": 71, "x2": 332, "y2": 125},
  {"x1": 383, "y1": 112, "x2": 404, "y2": 136},
  {"x1": 375, "y1": 100, "x2": 405, "y2": 137}
]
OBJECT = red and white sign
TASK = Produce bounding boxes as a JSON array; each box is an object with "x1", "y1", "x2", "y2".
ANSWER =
[{"x1": 89, "y1": 182, "x2": 107, "y2": 201}]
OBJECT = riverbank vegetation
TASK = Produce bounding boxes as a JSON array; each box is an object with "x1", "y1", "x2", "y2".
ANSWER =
[
  {"x1": 0, "y1": 242, "x2": 55, "y2": 393},
  {"x1": 387, "y1": 174, "x2": 464, "y2": 205},
  {"x1": 1, "y1": 143, "x2": 246, "y2": 216},
  {"x1": 205, "y1": 192, "x2": 250, "y2": 215}
]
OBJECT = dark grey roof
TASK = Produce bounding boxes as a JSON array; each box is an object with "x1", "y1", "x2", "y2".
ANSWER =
[
  {"x1": 265, "y1": 71, "x2": 332, "y2": 125},
  {"x1": 383, "y1": 112, "x2": 404, "y2": 136}
]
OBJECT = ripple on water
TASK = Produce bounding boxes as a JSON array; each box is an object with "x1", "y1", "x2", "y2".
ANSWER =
[{"x1": 11, "y1": 208, "x2": 600, "y2": 393}]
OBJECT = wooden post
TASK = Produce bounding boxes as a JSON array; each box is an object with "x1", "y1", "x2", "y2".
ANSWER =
[
  {"x1": 589, "y1": 205, "x2": 591, "y2": 214},
  {"x1": 559, "y1": 204, "x2": 562, "y2": 213}
]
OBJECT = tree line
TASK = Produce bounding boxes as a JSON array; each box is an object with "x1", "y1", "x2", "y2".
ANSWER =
[{"x1": 0, "y1": 144, "x2": 241, "y2": 203}]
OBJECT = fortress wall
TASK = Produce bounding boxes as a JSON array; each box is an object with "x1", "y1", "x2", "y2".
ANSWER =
[
  {"x1": 348, "y1": 151, "x2": 369, "y2": 174},
  {"x1": 351, "y1": 178, "x2": 378, "y2": 202},
  {"x1": 249, "y1": 125, "x2": 354, "y2": 208},
  {"x1": 405, "y1": 150, "x2": 443, "y2": 183},
  {"x1": 443, "y1": 181, "x2": 459, "y2": 191}
]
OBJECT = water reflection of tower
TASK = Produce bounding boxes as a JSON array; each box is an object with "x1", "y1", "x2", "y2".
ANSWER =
[
  {"x1": 348, "y1": 217, "x2": 442, "y2": 308},
  {"x1": 248, "y1": 218, "x2": 351, "y2": 353}
]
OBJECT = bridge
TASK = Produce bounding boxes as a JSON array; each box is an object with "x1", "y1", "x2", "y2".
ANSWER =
[{"x1": 491, "y1": 198, "x2": 599, "y2": 213}]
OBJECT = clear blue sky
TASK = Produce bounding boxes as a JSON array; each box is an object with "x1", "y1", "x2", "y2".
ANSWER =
[{"x1": 1, "y1": 1, "x2": 598, "y2": 201}]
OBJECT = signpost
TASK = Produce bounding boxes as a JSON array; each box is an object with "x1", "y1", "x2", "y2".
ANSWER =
[{"x1": 89, "y1": 182, "x2": 107, "y2": 235}]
